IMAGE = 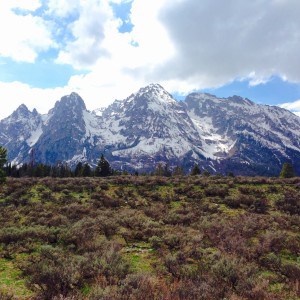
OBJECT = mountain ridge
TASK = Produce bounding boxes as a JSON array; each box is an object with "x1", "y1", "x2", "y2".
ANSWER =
[{"x1": 1, "y1": 84, "x2": 300, "y2": 176}]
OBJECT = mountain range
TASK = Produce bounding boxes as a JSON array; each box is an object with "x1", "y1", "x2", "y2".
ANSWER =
[{"x1": 1, "y1": 83, "x2": 300, "y2": 176}]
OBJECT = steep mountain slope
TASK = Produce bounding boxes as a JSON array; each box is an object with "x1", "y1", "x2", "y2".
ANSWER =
[
  {"x1": 184, "y1": 93, "x2": 300, "y2": 175},
  {"x1": 99, "y1": 84, "x2": 204, "y2": 170},
  {"x1": 1, "y1": 84, "x2": 300, "y2": 175},
  {"x1": 0, "y1": 104, "x2": 42, "y2": 164},
  {"x1": 33, "y1": 93, "x2": 93, "y2": 165}
]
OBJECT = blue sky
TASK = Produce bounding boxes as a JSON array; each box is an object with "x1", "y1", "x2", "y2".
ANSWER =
[{"x1": 1, "y1": 0, "x2": 300, "y2": 119}]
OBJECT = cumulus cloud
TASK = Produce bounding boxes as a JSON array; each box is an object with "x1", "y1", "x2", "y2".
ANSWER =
[
  {"x1": 151, "y1": 0, "x2": 300, "y2": 88},
  {"x1": 9, "y1": 0, "x2": 42, "y2": 11},
  {"x1": 47, "y1": 0, "x2": 80, "y2": 17},
  {"x1": 55, "y1": 1, "x2": 115, "y2": 68},
  {"x1": 280, "y1": 100, "x2": 300, "y2": 117},
  {"x1": 0, "y1": 81, "x2": 71, "y2": 119},
  {"x1": 0, "y1": 1, "x2": 55, "y2": 62}
]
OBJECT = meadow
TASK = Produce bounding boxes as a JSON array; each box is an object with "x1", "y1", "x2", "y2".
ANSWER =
[{"x1": 0, "y1": 175, "x2": 299, "y2": 299}]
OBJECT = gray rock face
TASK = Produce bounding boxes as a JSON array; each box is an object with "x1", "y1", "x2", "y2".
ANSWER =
[
  {"x1": 0, "y1": 104, "x2": 42, "y2": 164},
  {"x1": 33, "y1": 93, "x2": 88, "y2": 164},
  {"x1": 1, "y1": 84, "x2": 300, "y2": 175}
]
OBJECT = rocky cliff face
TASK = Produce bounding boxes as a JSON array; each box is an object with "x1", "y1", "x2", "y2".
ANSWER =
[
  {"x1": 184, "y1": 93, "x2": 300, "y2": 175},
  {"x1": 1, "y1": 84, "x2": 300, "y2": 175},
  {"x1": 0, "y1": 104, "x2": 42, "y2": 164}
]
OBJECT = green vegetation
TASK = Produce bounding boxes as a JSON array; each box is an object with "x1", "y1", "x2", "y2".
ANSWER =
[
  {"x1": 190, "y1": 164, "x2": 201, "y2": 176},
  {"x1": 0, "y1": 146, "x2": 7, "y2": 183},
  {"x1": 280, "y1": 162, "x2": 296, "y2": 178},
  {"x1": 0, "y1": 175, "x2": 299, "y2": 299},
  {"x1": 95, "y1": 154, "x2": 112, "y2": 177},
  {"x1": 0, "y1": 257, "x2": 32, "y2": 298}
]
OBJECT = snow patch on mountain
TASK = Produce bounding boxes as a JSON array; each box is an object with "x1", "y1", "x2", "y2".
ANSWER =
[
  {"x1": 188, "y1": 111, "x2": 235, "y2": 159},
  {"x1": 82, "y1": 110, "x2": 101, "y2": 145},
  {"x1": 26, "y1": 124, "x2": 43, "y2": 147}
]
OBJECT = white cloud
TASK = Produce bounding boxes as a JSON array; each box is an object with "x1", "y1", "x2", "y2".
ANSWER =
[
  {"x1": 0, "y1": 75, "x2": 143, "y2": 120},
  {"x1": 0, "y1": 1, "x2": 55, "y2": 62},
  {"x1": 152, "y1": 0, "x2": 300, "y2": 88},
  {"x1": 280, "y1": 100, "x2": 300, "y2": 117},
  {"x1": 55, "y1": 0, "x2": 114, "y2": 68},
  {"x1": 47, "y1": 0, "x2": 80, "y2": 17},
  {"x1": 7, "y1": 0, "x2": 42, "y2": 11},
  {"x1": 2, "y1": 0, "x2": 300, "y2": 119},
  {"x1": 0, "y1": 81, "x2": 71, "y2": 119},
  {"x1": 53, "y1": 0, "x2": 175, "y2": 70}
]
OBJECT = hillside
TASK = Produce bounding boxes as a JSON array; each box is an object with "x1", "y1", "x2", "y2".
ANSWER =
[{"x1": 0, "y1": 176, "x2": 299, "y2": 299}]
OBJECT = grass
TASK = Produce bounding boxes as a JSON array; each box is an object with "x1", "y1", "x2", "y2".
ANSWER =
[
  {"x1": 0, "y1": 258, "x2": 32, "y2": 298},
  {"x1": 123, "y1": 242, "x2": 155, "y2": 273}
]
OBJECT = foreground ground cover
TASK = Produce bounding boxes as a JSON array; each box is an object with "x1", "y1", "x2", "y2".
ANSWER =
[{"x1": 0, "y1": 175, "x2": 299, "y2": 299}]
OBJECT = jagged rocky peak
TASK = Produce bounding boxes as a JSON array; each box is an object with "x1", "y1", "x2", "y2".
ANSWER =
[
  {"x1": 32, "y1": 108, "x2": 39, "y2": 116},
  {"x1": 227, "y1": 95, "x2": 254, "y2": 106},
  {"x1": 184, "y1": 92, "x2": 221, "y2": 112},
  {"x1": 53, "y1": 92, "x2": 86, "y2": 112},
  {"x1": 8, "y1": 104, "x2": 41, "y2": 123},
  {"x1": 11, "y1": 104, "x2": 31, "y2": 118},
  {"x1": 129, "y1": 83, "x2": 176, "y2": 105},
  {"x1": 187, "y1": 92, "x2": 219, "y2": 101}
]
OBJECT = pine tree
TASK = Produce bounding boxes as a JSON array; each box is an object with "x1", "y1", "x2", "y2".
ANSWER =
[
  {"x1": 95, "y1": 154, "x2": 111, "y2": 177},
  {"x1": 0, "y1": 146, "x2": 7, "y2": 183},
  {"x1": 155, "y1": 163, "x2": 164, "y2": 176},
  {"x1": 280, "y1": 162, "x2": 295, "y2": 178},
  {"x1": 163, "y1": 163, "x2": 172, "y2": 177},
  {"x1": 190, "y1": 164, "x2": 201, "y2": 176},
  {"x1": 74, "y1": 162, "x2": 83, "y2": 177},
  {"x1": 173, "y1": 165, "x2": 184, "y2": 176},
  {"x1": 33, "y1": 164, "x2": 46, "y2": 177},
  {"x1": 202, "y1": 169, "x2": 211, "y2": 177},
  {"x1": 82, "y1": 163, "x2": 92, "y2": 177}
]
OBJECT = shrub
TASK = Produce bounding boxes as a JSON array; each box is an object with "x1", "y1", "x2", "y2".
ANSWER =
[
  {"x1": 204, "y1": 186, "x2": 229, "y2": 198},
  {"x1": 250, "y1": 198, "x2": 269, "y2": 214},
  {"x1": 20, "y1": 246, "x2": 86, "y2": 299},
  {"x1": 276, "y1": 190, "x2": 300, "y2": 215},
  {"x1": 149, "y1": 236, "x2": 163, "y2": 250}
]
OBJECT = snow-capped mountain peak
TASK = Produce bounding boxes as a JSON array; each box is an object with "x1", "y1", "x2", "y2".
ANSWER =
[
  {"x1": 53, "y1": 92, "x2": 86, "y2": 112},
  {"x1": 126, "y1": 83, "x2": 177, "y2": 106},
  {"x1": 10, "y1": 104, "x2": 32, "y2": 119}
]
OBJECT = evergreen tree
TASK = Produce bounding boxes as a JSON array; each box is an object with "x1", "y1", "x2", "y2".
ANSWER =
[
  {"x1": 74, "y1": 162, "x2": 83, "y2": 177},
  {"x1": 33, "y1": 164, "x2": 46, "y2": 177},
  {"x1": 56, "y1": 163, "x2": 72, "y2": 178},
  {"x1": 202, "y1": 169, "x2": 211, "y2": 177},
  {"x1": 82, "y1": 163, "x2": 92, "y2": 177},
  {"x1": 4, "y1": 163, "x2": 12, "y2": 177},
  {"x1": 95, "y1": 154, "x2": 111, "y2": 177},
  {"x1": 163, "y1": 163, "x2": 172, "y2": 177},
  {"x1": 155, "y1": 163, "x2": 164, "y2": 176},
  {"x1": 280, "y1": 162, "x2": 295, "y2": 178},
  {"x1": 173, "y1": 165, "x2": 184, "y2": 176},
  {"x1": 190, "y1": 164, "x2": 201, "y2": 176},
  {"x1": 0, "y1": 146, "x2": 7, "y2": 183}
]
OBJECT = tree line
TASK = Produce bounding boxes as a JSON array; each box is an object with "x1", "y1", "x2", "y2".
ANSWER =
[
  {"x1": 0, "y1": 145, "x2": 297, "y2": 180},
  {"x1": 0, "y1": 149, "x2": 115, "y2": 179}
]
